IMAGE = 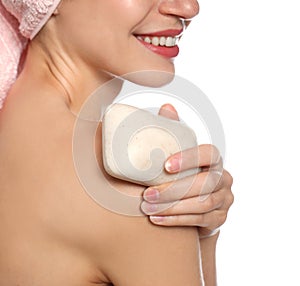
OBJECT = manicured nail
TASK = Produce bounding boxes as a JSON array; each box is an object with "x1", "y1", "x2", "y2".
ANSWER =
[
  {"x1": 150, "y1": 216, "x2": 164, "y2": 224},
  {"x1": 165, "y1": 157, "x2": 181, "y2": 173},
  {"x1": 144, "y1": 188, "x2": 159, "y2": 202},
  {"x1": 141, "y1": 202, "x2": 158, "y2": 214}
]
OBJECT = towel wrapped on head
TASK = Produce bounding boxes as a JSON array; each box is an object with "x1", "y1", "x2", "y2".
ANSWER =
[{"x1": 0, "y1": 0, "x2": 62, "y2": 109}]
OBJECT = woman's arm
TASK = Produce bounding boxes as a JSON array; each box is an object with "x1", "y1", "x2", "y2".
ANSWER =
[
  {"x1": 200, "y1": 233, "x2": 219, "y2": 286},
  {"x1": 99, "y1": 216, "x2": 203, "y2": 286}
]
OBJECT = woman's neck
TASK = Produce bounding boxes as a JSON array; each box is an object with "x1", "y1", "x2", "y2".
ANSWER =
[{"x1": 18, "y1": 40, "x2": 122, "y2": 116}]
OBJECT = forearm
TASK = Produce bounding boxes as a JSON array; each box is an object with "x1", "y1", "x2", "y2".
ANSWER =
[{"x1": 199, "y1": 232, "x2": 220, "y2": 286}]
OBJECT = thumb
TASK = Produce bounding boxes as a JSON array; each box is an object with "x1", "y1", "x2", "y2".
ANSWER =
[{"x1": 158, "y1": 103, "x2": 180, "y2": 121}]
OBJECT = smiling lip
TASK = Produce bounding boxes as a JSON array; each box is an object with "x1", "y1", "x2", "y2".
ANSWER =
[{"x1": 135, "y1": 29, "x2": 183, "y2": 58}]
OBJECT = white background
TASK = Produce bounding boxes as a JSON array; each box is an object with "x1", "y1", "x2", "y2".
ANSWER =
[{"x1": 177, "y1": 0, "x2": 300, "y2": 285}]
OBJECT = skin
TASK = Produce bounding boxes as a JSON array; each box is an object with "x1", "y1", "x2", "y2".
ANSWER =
[{"x1": 0, "y1": 0, "x2": 233, "y2": 285}]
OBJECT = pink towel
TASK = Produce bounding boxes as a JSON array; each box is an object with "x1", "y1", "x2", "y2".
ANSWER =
[{"x1": 0, "y1": 0, "x2": 61, "y2": 109}]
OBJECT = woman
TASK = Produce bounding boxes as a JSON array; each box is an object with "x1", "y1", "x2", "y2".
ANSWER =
[{"x1": 0, "y1": 0, "x2": 234, "y2": 285}]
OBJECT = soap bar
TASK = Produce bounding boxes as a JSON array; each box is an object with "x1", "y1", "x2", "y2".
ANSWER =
[{"x1": 102, "y1": 103, "x2": 199, "y2": 186}]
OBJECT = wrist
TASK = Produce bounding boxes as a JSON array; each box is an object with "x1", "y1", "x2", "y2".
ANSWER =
[{"x1": 199, "y1": 227, "x2": 220, "y2": 240}]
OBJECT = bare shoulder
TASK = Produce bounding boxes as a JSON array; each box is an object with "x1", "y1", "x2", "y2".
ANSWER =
[
  {"x1": 0, "y1": 97, "x2": 115, "y2": 284},
  {"x1": 0, "y1": 96, "x2": 202, "y2": 285}
]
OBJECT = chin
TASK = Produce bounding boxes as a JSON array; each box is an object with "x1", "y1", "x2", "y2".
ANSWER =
[{"x1": 121, "y1": 68, "x2": 176, "y2": 88}]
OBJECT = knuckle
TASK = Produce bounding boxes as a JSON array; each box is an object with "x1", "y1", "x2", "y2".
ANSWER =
[
  {"x1": 218, "y1": 212, "x2": 227, "y2": 226},
  {"x1": 222, "y1": 169, "x2": 234, "y2": 187},
  {"x1": 211, "y1": 172, "x2": 222, "y2": 189},
  {"x1": 207, "y1": 193, "x2": 217, "y2": 209},
  {"x1": 228, "y1": 191, "x2": 235, "y2": 206},
  {"x1": 199, "y1": 195, "x2": 216, "y2": 214},
  {"x1": 202, "y1": 172, "x2": 220, "y2": 194}
]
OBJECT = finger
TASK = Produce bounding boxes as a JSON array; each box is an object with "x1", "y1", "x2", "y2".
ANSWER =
[
  {"x1": 165, "y1": 144, "x2": 221, "y2": 173},
  {"x1": 221, "y1": 184, "x2": 235, "y2": 210},
  {"x1": 158, "y1": 103, "x2": 180, "y2": 121},
  {"x1": 202, "y1": 156, "x2": 223, "y2": 173},
  {"x1": 143, "y1": 170, "x2": 223, "y2": 203},
  {"x1": 141, "y1": 191, "x2": 223, "y2": 216},
  {"x1": 215, "y1": 169, "x2": 234, "y2": 191},
  {"x1": 149, "y1": 210, "x2": 227, "y2": 228}
]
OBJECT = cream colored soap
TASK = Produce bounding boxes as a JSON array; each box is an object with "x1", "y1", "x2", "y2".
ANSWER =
[{"x1": 102, "y1": 103, "x2": 199, "y2": 186}]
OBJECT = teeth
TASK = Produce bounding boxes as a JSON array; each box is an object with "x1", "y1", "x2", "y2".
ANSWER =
[
  {"x1": 137, "y1": 35, "x2": 178, "y2": 47},
  {"x1": 152, "y1": 37, "x2": 160, "y2": 46},
  {"x1": 166, "y1": 37, "x2": 174, "y2": 47},
  {"x1": 144, "y1": 37, "x2": 151, "y2": 44},
  {"x1": 159, "y1": 37, "x2": 166, "y2": 46}
]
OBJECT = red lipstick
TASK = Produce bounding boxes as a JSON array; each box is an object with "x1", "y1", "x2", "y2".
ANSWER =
[
  {"x1": 138, "y1": 40, "x2": 180, "y2": 58},
  {"x1": 135, "y1": 29, "x2": 183, "y2": 59}
]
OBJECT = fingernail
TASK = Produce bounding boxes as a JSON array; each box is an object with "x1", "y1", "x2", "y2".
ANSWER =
[
  {"x1": 165, "y1": 157, "x2": 181, "y2": 173},
  {"x1": 144, "y1": 188, "x2": 159, "y2": 202},
  {"x1": 141, "y1": 202, "x2": 158, "y2": 214},
  {"x1": 150, "y1": 216, "x2": 164, "y2": 224}
]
